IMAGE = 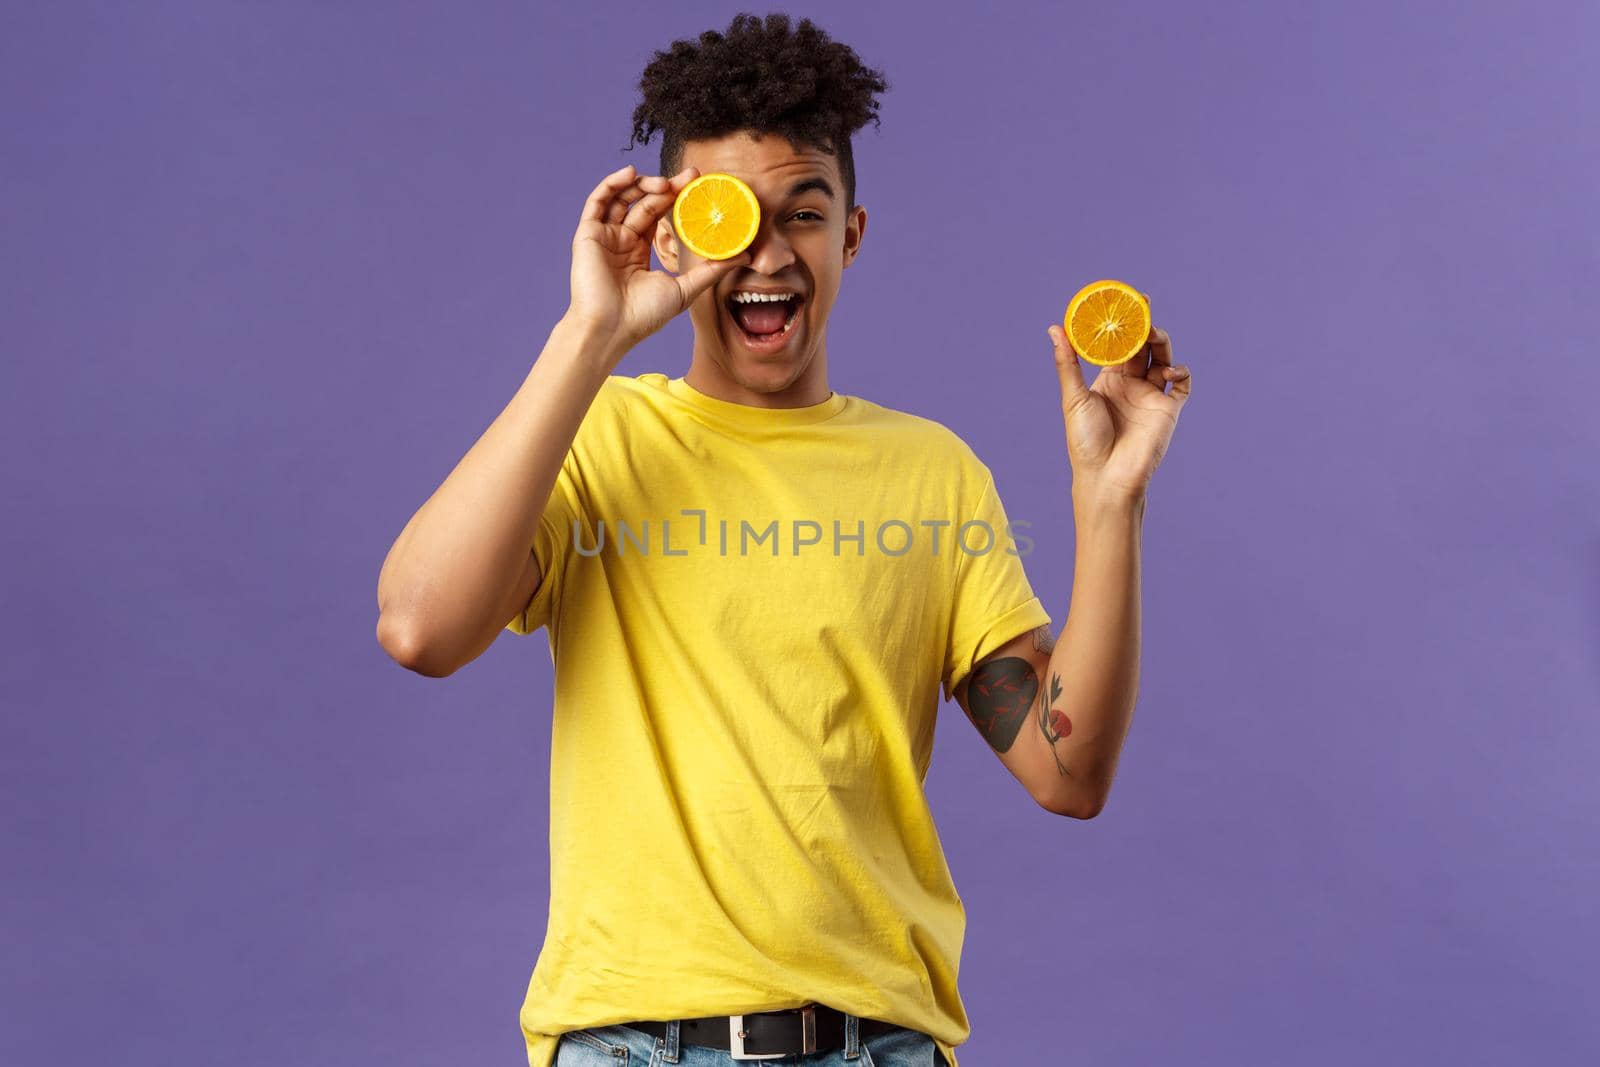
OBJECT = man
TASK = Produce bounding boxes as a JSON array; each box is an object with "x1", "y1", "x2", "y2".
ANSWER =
[{"x1": 375, "y1": 13, "x2": 1190, "y2": 1067}]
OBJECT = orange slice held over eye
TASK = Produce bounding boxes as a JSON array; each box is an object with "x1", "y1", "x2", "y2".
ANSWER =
[
  {"x1": 670, "y1": 172, "x2": 761, "y2": 261},
  {"x1": 1064, "y1": 280, "x2": 1153, "y2": 366}
]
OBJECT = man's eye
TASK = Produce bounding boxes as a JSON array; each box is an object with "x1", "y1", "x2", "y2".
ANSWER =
[{"x1": 791, "y1": 211, "x2": 823, "y2": 222}]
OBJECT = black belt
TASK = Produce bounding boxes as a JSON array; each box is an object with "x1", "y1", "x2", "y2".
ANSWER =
[{"x1": 614, "y1": 1002, "x2": 908, "y2": 1060}]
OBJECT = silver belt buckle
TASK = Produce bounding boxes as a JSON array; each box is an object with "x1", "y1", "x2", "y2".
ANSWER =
[{"x1": 729, "y1": 1004, "x2": 818, "y2": 1060}]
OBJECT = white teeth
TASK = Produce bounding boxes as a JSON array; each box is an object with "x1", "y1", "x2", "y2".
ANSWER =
[{"x1": 730, "y1": 291, "x2": 798, "y2": 303}]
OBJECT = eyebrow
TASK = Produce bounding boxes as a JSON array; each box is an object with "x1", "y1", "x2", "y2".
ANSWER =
[{"x1": 786, "y1": 177, "x2": 836, "y2": 202}]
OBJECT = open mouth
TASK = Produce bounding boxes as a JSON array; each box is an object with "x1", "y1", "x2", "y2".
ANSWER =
[{"x1": 724, "y1": 293, "x2": 804, "y2": 350}]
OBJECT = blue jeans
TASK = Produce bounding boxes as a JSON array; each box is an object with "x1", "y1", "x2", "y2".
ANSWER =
[{"x1": 554, "y1": 1014, "x2": 950, "y2": 1066}]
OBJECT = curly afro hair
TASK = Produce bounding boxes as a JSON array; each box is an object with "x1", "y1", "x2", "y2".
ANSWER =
[{"x1": 624, "y1": 12, "x2": 890, "y2": 213}]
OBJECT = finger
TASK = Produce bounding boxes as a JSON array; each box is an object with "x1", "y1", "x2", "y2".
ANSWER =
[
  {"x1": 580, "y1": 164, "x2": 642, "y2": 224},
  {"x1": 606, "y1": 175, "x2": 668, "y2": 224},
  {"x1": 605, "y1": 186, "x2": 645, "y2": 225},
  {"x1": 1048, "y1": 325, "x2": 1090, "y2": 407},
  {"x1": 624, "y1": 167, "x2": 703, "y2": 239},
  {"x1": 1160, "y1": 363, "x2": 1192, "y2": 405},
  {"x1": 662, "y1": 166, "x2": 702, "y2": 202},
  {"x1": 607, "y1": 174, "x2": 672, "y2": 225},
  {"x1": 1142, "y1": 325, "x2": 1173, "y2": 388},
  {"x1": 621, "y1": 183, "x2": 683, "y2": 240},
  {"x1": 1146, "y1": 326, "x2": 1171, "y2": 365},
  {"x1": 675, "y1": 251, "x2": 753, "y2": 310}
]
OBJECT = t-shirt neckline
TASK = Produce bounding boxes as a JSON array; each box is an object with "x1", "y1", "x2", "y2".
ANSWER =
[{"x1": 666, "y1": 375, "x2": 850, "y2": 428}]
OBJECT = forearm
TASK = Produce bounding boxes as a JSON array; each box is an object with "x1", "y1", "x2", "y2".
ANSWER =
[
  {"x1": 376, "y1": 314, "x2": 621, "y2": 670},
  {"x1": 1043, "y1": 485, "x2": 1145, "y2": 816}
]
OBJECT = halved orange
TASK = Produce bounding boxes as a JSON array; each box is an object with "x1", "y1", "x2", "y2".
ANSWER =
[
  {"x1": 1064, "y1": 280, "x2": 1152, "y2": 366},
  {"x1": 671, "y1": 172, "x2": 760, "y2": 261}
]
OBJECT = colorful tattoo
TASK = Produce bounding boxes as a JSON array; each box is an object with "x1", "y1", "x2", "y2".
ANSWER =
[
  {"x1": 1039, "y1": 672, "x2": 1073, "y2": 778},
  {"x1": 965, "y1": 626, "x2": 1073, "y2": 781}
]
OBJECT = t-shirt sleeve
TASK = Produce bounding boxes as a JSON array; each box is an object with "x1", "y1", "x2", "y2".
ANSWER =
[
  {"x1": 504, "y1": 446, "x2": 584, "y2": 636},
  {"x1": 942, "y1": 470, "x2": 1052, "y2": 703}
]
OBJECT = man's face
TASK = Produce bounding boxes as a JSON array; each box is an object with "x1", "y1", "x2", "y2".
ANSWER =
[{"x1": 653, "y1": 129, "x2": 867, "y2": 396}]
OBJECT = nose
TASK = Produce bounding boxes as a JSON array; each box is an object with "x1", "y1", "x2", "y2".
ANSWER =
[{"x1": 743, "y1": 208, "x2": 796, "y2": 277}]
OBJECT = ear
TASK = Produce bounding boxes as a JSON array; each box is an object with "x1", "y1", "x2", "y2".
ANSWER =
[
  {"x1": 842, "y1": 204, "x2": 868, "y2": 268},
  {"x1": 653, "y1": 218, "x2": 681, "y2": 272}
]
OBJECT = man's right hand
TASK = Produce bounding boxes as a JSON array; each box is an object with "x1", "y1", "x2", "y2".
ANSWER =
[{"x1": 566, "y1": 163, "x2": 751, "y2": 358}]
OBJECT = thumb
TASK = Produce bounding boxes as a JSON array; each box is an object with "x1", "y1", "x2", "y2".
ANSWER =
[
  {"x1": 677, "y1": 252, "x2": 752, "y2": 309},
  {"x1": 1049, "y1": 325, "x2": 1090, "y2": 405}
]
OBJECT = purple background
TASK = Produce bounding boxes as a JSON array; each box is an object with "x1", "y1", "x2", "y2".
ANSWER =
[{"x1": 5, "y1": 2, "x2": 1597, "y2": 1064}]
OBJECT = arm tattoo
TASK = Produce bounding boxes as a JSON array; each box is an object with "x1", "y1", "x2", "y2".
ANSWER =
[
  {"x1": 965, "y1": 626, "x2": 1073, "y2": 778},
  {"x1": 965, "y1": 657, "x2": 1035, "y2": 753},
  {"x1": 1026, "y1": 627, "x2": 1074, "y2": 777},
  {"x1": 1038, "y1": 672, "x2": 1073, "y2": 779}
]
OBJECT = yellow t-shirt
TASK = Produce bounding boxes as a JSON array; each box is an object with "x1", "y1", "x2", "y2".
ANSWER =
[{"x1": 505, "y1": 372, "x2": 1051, "y2": 1067}]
